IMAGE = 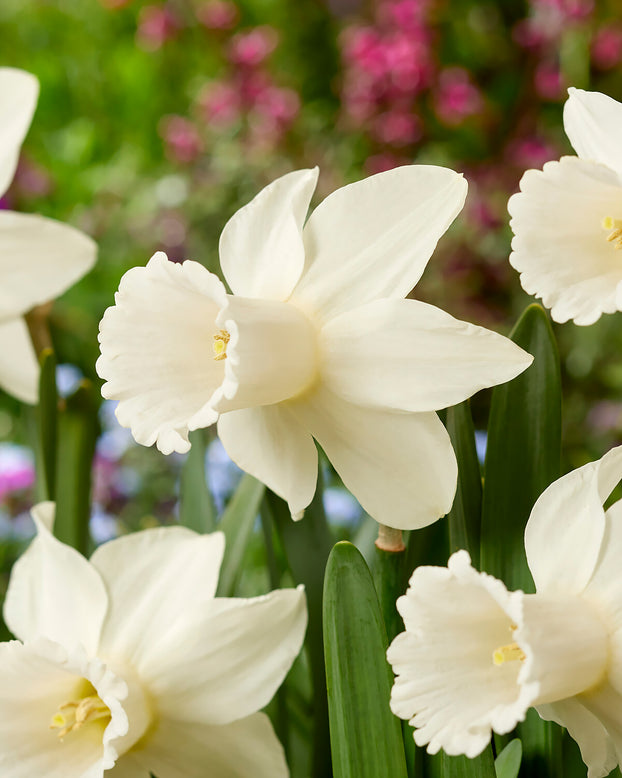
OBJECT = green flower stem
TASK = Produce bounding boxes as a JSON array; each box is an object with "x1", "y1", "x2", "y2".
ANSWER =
[{"x1": 374, "y1": 524, "x2": 407, "y2": 644}]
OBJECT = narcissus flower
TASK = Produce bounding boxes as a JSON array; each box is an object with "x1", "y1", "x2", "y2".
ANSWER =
[
  {"x1": 387, "y1": 446, "x2": 622, "y2": 778},
  {"x1": 0, "y1": 68, "x2": 96, "y2": 403},
  {"x1": 0, "y1": 503, "x2": 306, "y2": 777},
  {"x1": 97, "y1": 166, "x2": 532, "y2": 529},
  {"x1": 509, "y1": 88, "x2": 622, "y2": 325}
]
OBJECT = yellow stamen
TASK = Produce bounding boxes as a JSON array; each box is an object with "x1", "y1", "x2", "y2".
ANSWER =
[
  {"x1": 50, "y1": 695, "x2": 111, "y2": 739},
  {"x1": 492, "y1": 642, "x2": 526, "y2": 666},
  {"x1": 213, "y1": 329, "x2": 230, "y2": 361},
  {"x1": 602, "y1": 217, "x2": 622, "y2": 249}
]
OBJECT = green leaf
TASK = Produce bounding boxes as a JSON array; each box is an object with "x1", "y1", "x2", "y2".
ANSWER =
[
  {"x1": 480, "y1": 304, "x2": 561, "y2": 592},
  {"x1": 266, "y1": 485, "x2": 334, "y2": 778},
  {"x1": 54, "y1": 380, "x2": 100, "y2": 555},
  {"x1": 36, "y1": 348, "x2": 58, "y2": 501},
  {"x1": 480, "y1": 305, "x2": 562, "y2": 777},
  {"x1": 441, "y1": 748, "x2": 496, "y2": 778},
  {"x1": 445, "y1": 400, "x2": 482, "y2": 565},
  {"x1": 216, "y1": 474, "x2": 265, "y2": 597},
  {"x1": 179, "y1": 429, "x2": 216, "y2": 533},
  {"x1": 323, "y1": 541, "x2": 408, "y2": 778},
  {"x1": 495, "y1": 739, "x2": 522, "y2": 778}
]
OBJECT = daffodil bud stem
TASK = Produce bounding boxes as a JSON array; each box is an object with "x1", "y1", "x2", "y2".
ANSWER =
[
  {"x1": 375, "y1": 525, "x2": 405, "y2": 552},
  {"x1": 25, "y1": 302, "x2": 53, "y2": 357}
]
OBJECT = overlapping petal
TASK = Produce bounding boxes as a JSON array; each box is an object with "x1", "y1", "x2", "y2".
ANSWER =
[
  {"x1": 320, "y1": 298, "x2": 532, "y2": 412},
  {"x1": 3, "y1": 503, "x2": 108, "y2": 655},
  {"x1": 524, "y1": 446, "x2": 622, "y2": 596},
  {"x1": 97, "y1": 253, "x2": 227, "y2": 454},
  {"x1": 219, "y1": 167, "x2": 318, "y2": 301},
  {"x1": 564, "y1": 88, "x2": 622, "y2": 175},
  {"x1": 0, "y1": 317, "x2": 39, "y2": 404},
  {"x1": 291, "y1": 385, "x2": 457, "y2": 529},
  {"x1": 131, "y1": 714, "x2": 289, "y2": 778},
  {"x1": 0, "y1": 211, "x2": 96, "y2": 321},
  {"x1": 217, "y1": 405, "x2": 317, "y2": 519},
  {"x1": 90, "y1": 527, "x2": 224, "y2": 671},
  {"x1": 0, "y1": 68, "x2": 39, "y2": 198},
  {"x1": 291, "y1": 165, "x2": 467, "y2": 322},
  {"x1": 144, "y1": 587, "x2": 306, "y2": 725},
  {"x1": 509, "y1": 156, "x2": 622, "y2": 325}
]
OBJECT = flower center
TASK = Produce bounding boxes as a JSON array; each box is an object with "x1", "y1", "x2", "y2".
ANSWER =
[
  {"x1": 602, "y1": 216, "x2": 622, "y2": 249},
  {"x1": 50, "y1": 690, "x2": 111, "y2": 740},
  {"x1": 213, "y1": 329, "x2": 230, "y2": 361},
  {"x1": 492, "y1": 641, "x2": 526, "y2": 666}
]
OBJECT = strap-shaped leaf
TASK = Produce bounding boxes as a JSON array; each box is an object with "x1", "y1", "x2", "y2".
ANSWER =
[
  {"x1": 324, "y1": 541, "x2": 408, "y2": 778},
  {"x1": 441, "y1": 749, "x2": 496, "y2": 778},
  {"x1": 36, "y1": 348, "x2": 58, "y2": 501},
  {"x1": 495, "y1": 739, "x2": 522, "y2": 778},
  {"x1": 179, "y1": 429, "x2": 216, "y2": 533}
]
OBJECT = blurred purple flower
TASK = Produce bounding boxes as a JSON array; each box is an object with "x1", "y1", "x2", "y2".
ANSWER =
[
  {"x1": 196, "y1": 0, "x2": 239, "y2": 30},
  {"x1": 434, "y1": 67, "x2": 483, "y2": 126}
]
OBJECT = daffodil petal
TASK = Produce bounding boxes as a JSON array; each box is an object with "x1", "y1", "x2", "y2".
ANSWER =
[
  {"x1": 219, "y1": 168, "x2": 318, "y2": 301},
  {"x1": 0, "y1": 68, "x2": 38, "y2": 198},
  {"x1": 0, "y1": 211, "x2": 96, "y2": 320},
  {"x1": 291, "y1": 386, "x2": 457, "y2": 529},
  {"x1": 132, "y1": 714, "x2": 288, "y2": 778},
  {"x1": 97, "y1": 253, "x2": 227, "y2": 454},
  {"x1": 321, "y1": 299, "x2": 532, "y2": 412},
  {"x1": 509, "y1": 156, "x2": 622, "y2": 325},
  {"x1": 3, "y1": 503, "x2": 108, "y2": 654},
  {"x1": 291, "y1": 165, "x2": 467, "y2": 322},
  {"x1": 537, "y1": 697, "x2": 619, "y2": 778},
  {"x1": 0, "y1": 640, "x2": 106, "y2": 778},
  {"x1": 0, "y1": 316, "x2": 38, "y2": 404},
  {"x1": 524, "y1": 446, "x2": 622, "y2": 596},
  {"x1": 564, "y1": 88, "x2": 622, "y2": 175},
  {"x1": 217, "y1": 405, "x2": 317, "y2": 519},
  {"x1": 144, "y1": 587, "x2": 307, "y2": 726},
  {"x1": 585, "y1": 500, "x2": 622, "y2": 641},
  {"x1": 90, "y1": 527, "x2": 224, "y2": 670}
]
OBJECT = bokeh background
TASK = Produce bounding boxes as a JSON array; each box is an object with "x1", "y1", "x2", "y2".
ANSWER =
[{"x1": 2, "y1": 0, "x2": 622, "y2": 629}]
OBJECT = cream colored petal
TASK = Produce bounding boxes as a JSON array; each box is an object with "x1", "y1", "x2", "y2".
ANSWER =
[
  {"x1": 97, "y1": 253, "x2": 227, "y2": 454},
  {"x1": 0, "y1": 316, "x2": 38, "y2": 404},
  {"x1": 3, "y1": 503, "x2": 108, "y2": 655},
  {"x1": 564, "y1": 88, "x2": 622, "y2": 174},
  {"x1": 387, "y1": 551, "x2": 535, "y2": 758},
  {"x1": 217, "y1": 405, "x2": 317, "y2": 519},
  {"x1": 0, "y1": 68, "x2": 38, "y2": 197},
  {"x1": 508, "y1": 156, "x2": 622, "y2": 325},
  {"x1": 0, "y1": 638, "x2": 129, "y2": 778},
  {"x1": 321, "y1": 299, "x2": 532, "y2": 412},
  {"x1": 219, "y1": 167, "x2": 318, "y2": 301},
  {"x1": 143, "y1": 587, "x2": 307, "y2": 726},
  {"x1": 524, "y1": 446, "x2": 622, "y2": 596},
  {"x1": 538, "y1": 695, "x2": 619, "y2": 778},
  {"x1": 0, "y1": 211, "x2": 96, "y2": 320},
  {"x1": 291, "y1": 165, "x2": 467, "y2": 322},
  {"x1": 132, "y1": 714, "x2": 289, "y2": 778},
  {"x1": 90, "y1": 527, "x2": 224, "y2": 672},
  {"x1": 290, "y1": 385, "x2": 457, "y2": 529}
]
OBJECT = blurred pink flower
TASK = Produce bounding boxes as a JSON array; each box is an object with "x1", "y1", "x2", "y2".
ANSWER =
[
  {"x1": 506, "y1": 136, "x2": 558, "y2": 169},
  {"x1": 159, "y1": 116, "x2": 203, "y2": 163},
  {"x1": 196, "y1": 0, "x2": 239, "y2": 30},
  {"x1": 592, "y1": 27, "x2": 622, "y2": 70},
  {"x1": 341, "y1": 27, "x2": 387, "y2": 78},
  {"x1": 254, "y1": 86, "x2": 300, "y2": 127},
  {"x1": 534, "y1": 61, "x2": 563, "y2": 100},
  {"x1": 379, "y1": 0, "x2": 431, "y2": 29},
  {"x1": 373, "y1": 109, "x2": 422, "y2": 146},
  {"x1": 364, "y1": 153, "x2": 409, "y2": 174},
  {"x1": 0, "y1": 445, "x2": 35, "y2": 501},
  {"x1": 228, "y1": 26, "x2": 278, "y2": 67},
  {"x1": 199, "y1": 81, "x2": 242, "y2": 127},
  {"x1": 14, "y1": 158, "x2": 53, "y2": 198},
  {"x1": 136, "y1": 4, "x2": 179, "y2": 51},
  {"x1": 384, "y1": 32, "x2": 433, "y2": 95},
  {"x1": 434, "y1": 68, "x2": 484, "y2": 126}
]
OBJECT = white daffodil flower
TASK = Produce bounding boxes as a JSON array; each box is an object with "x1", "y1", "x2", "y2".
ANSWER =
[
  {"x1": 387, "y1": 445, "x2": 622, "y2": 778},
  {"x1": 97, "y1": 166, "x2": 532, "y2": 530},
  {"x1": 0, "y1": 503, "x2": 307, "y2": 778},
  {"x1": 0, "y1": 68, "x2": 96, "y2": 403},
  {"x1": 509, "y1": 88, "x2": 622, "y2": 325}
]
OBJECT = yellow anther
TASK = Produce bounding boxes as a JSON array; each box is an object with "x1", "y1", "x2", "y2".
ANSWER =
[
  {"x1": 50, "y1": 695, "x2": 110, "y2": 739},
  {"x1": 602, "y1": 217, "x2": 622, "y2": 249},
  {"x1": 492, "y1": 642, "x2": 526, "y2": 666},
  {"x1": 213, "y1": 329, "x2": 230, "y2": 361}
]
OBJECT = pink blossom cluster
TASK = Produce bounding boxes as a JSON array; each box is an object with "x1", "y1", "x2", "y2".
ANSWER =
[
  {"x1": 198, "y1": 19, "x2": 300, "y2": 150},
  {"x1": 339, "y1": 0, "x2": 485, "y2": 171}
]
